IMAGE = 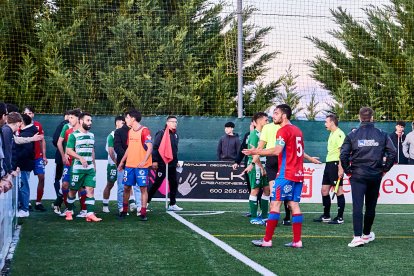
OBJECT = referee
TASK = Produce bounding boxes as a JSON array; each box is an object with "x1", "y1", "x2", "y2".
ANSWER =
[
  {"x1": 314, "y1": 114, "x2": 346, "y2": 224},
  {"x1": 340, "y1": 107, "x2": 396, "y2": 247}
]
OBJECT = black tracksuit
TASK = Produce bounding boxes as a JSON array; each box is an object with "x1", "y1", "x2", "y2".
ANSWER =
[
  {"x1": 114, "y1": 124, "x2": 129, "y2": 167},
  {"x1": 148, "y1": 128, "x2": 179, "y2": 205},
  {"x1": 389, "y1": 132, "x2": 408, "y2": 164},
  {"x1": 52, "y1": 119, "x2": 68, "y2": 196},
  {"x1": 340, "y1": 122, "x2": 396, "y2": 236}
]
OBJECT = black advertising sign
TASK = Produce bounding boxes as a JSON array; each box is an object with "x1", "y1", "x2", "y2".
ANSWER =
[{"x1": 149, "y1": 161, "x2": 249, "y2": 200}]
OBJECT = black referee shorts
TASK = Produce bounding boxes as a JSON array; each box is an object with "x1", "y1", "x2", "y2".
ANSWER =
[
  {"x1": 265, "y1": 156, "x2": 278, "y2": 180},
  {"x1": 322, "y1": 161, "x2": 343, "y2": 186}
]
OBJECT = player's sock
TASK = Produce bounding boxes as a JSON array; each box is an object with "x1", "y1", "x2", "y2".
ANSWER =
[
  {"x1": 79, "y1": 190, "x2": 87, "y2": 211},
  {"x1": 36, "y1": 186, "x2": 44, "y2": 203},
  {"x1": 62, "y1": 189, "x2": 69, "y2": 207},
  {"x1": 85, "y1": 196, "x2": 95, "y2": 215},
  {"x1": 103, "y1": 199, "x2": 109, "y2": 207},
  {"x1": 322, "y1": 195, "x2": 331, "y2": 217},
  {"x1": 67, "y1": 196, "x2": 76, "y2": 211},
  {"x1": 260, "y1": 195, "x2": 270, "y2": 218},
  {"x1": 264, "y1": 212, "x2": 279, "y2": 242},
  {"x1": 140, "y1": 207, "x2": 147, "y2": 217},
  {"x1": 292, "y1": 213, "x2": 303, "y2": 243},
  {"x1": 337, "y1": 194, "x2": 345, "y2": 218},
  {"x1": 284, "y1": 200, "x2": 291, "y2": 220},
  {"x1": 122, "y1": 202, "x2": 128, "y2": 213},
  {"x1": 249, "y1": 195, "x2": 258, "y2": 218}
]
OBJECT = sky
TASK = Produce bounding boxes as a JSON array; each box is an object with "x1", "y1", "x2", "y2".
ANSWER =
[{"x1": 221, "y1": 0, "x2": 391, "y2": 118}]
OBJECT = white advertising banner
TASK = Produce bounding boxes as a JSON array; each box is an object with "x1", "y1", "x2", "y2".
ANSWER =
[{"x1": 29, "y1": 160, "x2": 413, "y2": 204}]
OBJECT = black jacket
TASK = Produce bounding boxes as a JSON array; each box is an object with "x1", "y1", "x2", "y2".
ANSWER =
[
  {"x1": 53, "y1": 120, "x2": 69, "y2": 164},
  {"x1": 14, "y1": 124, "x2": 38, "y2": 171},
  {"x1": 389, "y1": 132, "x2": 408, "y2": 164},
  {"x1": 340, "y1": 122, "x2": 396, "y2": 178},
  {"x1": 152, "y1": 128, "x2": 179, "y2": 167},
  {"x1": 235, "y1": 131, "x2": 250, "y2": 165},
  {"x1": 217, "y1": 133, "x2": 241, "y2": 161},
  {"x1": 114, "y1": 124, "x2": 129, "y2": 166},
  {"x1": 1, "y1": 125, "x2": 14, "y2": 174}
]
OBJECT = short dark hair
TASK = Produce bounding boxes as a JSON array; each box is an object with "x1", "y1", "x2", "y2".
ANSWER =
[
  {"x1": 396, "y1": 121, "x2": 405, "y2": 127},
  {"x1": 21, "y1": 113, "x2": 32, "y2": 125},
  {"x1": 7, "y1": 112, "x2": 22, "y2": 124},
  {"x1": 6, "y1": 103, "x2": 19, "y2": 113},
  {"x1": 326, "y1": 114, "x2": 339, "y2": 126},
  {"x1": 115, "y1": 115, "x2": 125, "y2": 125},
  {"x1": 0, "y1": 102, "x2": 7, "y2": 117},
  {"x1": 224, "y1": 121, "x2": 235, "y2": 128},
  {"x1": 68, "y1": 109, "x2": 81, "y2": 118},
  {"x1": 167, "y1": 115, "x2": 177, "y2": 121},
  {"x1": 359, "y1": 107, "x2": 373, "y2": 122},
  {"x1": 125, "y1": 109, "x2": 141, "y2": 122},
  {"x1": 79, "y1": 112, "x2": 91, "y2": 120},
  {"x1": 252, "y1": 112, "x2": 268, "y2": 122},
  {"x1": 24, "y1": 105, "x2": 35, "y2": 113},
  {"x1": 276, "y1": 104, "x2": 292, "y2": 120}
]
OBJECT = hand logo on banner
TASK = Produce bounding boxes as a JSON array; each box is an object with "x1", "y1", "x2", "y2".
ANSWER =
[{"x1": 178, "y1": 172, "x2": 198, "y2": 196}]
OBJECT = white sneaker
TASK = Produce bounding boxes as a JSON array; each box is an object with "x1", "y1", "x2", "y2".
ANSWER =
[
  {"x1": 167, "y1": 204, "x2": 183, "y2": 211},
  {"x1": 129, "y1": 203, "x2": 137, "y2": 212},
  {"x1": 53, "y1": 206, "x2": 61, "y2": 215},
  {"x1": 362, "y1": 232, "x2": 375, "y2": 244},
  {"x1": 348, "y1": 236, "x2": 365, "y2": 247},
  {"x1": 76, "y1": 210, "x2": 88, "y2": 218},
  {"x1": 17, "y1": 210, "x2": 30, "y2": 218},
  {"x1": 102, "y1": 206, "x2": 110, "y2": 213}
]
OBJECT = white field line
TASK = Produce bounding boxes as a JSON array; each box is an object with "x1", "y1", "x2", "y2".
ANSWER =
[
  {"x1": 168, "y1": 211, "x2": 277, "y2": 276},
  {"x1": 175, "y1": 211, "x2": 414, "y2": 215}
]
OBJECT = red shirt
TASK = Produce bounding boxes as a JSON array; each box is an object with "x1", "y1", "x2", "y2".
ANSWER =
[
  {"x1": 33, "y1": 121, "x2": 44, "y2": 159},
  {"x1": 275, "y1": 124, "x2": 304, "y2": 182},
  {"x1": 64, "y1": 128, "x2": 74, "y2": 165}
]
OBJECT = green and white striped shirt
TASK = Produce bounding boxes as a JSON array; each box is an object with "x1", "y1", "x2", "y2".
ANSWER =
[{"x1": 67, "y1": 130, "x2": 95, "y2": 173}]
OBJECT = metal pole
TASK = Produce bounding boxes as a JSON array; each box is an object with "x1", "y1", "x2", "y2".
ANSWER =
[{"x1": 237, "y1": 0, "x2": 243, "y2": 118}]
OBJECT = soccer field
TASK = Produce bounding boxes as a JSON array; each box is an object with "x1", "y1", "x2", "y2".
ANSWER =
[{"x1": 9, "y1": 202, "x2": 414, "y2": 276}]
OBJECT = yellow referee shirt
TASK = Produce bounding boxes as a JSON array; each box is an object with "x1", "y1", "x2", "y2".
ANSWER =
[
  {"x1": 326, "y1": 128, "x2": 345, "y2": 162},
  {"x1": 260, "y1": 123, "x2": 281, "y2": 149}
]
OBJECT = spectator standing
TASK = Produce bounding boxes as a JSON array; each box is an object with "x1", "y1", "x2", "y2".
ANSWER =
[
  {"x1": 402, "y1": 121, "x2": 414, "y2": 164},
  {"x1": 389, "y1": 121, "x2": 408, "y2": 164},
  {"x1": 217, "y1": 122, "x2": 240, "y2": 161}
]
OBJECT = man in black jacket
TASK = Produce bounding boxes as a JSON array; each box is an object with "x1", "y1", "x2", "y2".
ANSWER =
[
  {"x1": 217, "y1": 122, "x2": 241, "y2": 161},
  {"x1": 15, "y1": 114, "x2": 38, "y2": 217},
  {"x1": 113, "y1": 114, "x2": 140, "y2": 214},
  {"x1": 389, "y1": 121, "x2": 408, "y2": 164},
  {"x1": 52, "y1": 111, "x2": 69, "y2": 200},
  {"x1": 148, "y1": 115, "x2": 182, "y2": 211},
  {"x1": 340, "y1": 107, "x2": 396, "y2": 247}
]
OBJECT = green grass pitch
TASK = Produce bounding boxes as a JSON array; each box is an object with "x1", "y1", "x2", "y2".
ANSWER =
[{"x1": 10, "y1": 201, "x2": 414, "y2": 276}]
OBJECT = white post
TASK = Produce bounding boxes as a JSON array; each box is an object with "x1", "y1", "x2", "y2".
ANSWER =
[{"x1": 165, "y1": 166, "x2": 169, "y2": 210}]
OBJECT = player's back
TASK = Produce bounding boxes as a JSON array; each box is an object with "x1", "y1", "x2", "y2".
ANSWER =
[{"x1": 276, "y1": 124, "x2": 304, "y2": 182}]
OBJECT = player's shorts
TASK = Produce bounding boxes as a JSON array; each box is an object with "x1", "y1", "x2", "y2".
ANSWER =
[
  {"x1": 248, "y1": 168, "x2": 268, "y2": 189},
  {"x1": 107, "y1": 164, "x2": 117, "y2": 183},
  {"x1": 322, "y1": 161, "x2": 343, "y2": 186},
  {"x1": 265, "y1": 156, "x2": 278, "y2": 181},
  {"x1": 70, "y1": 172, "x2": 96, "y2": 190},
  {"x1": 271, "y1": 178, "x2": 303, "y2": 202},
  {"x1": 123, "y1": 167, "x2": 149, "y2": 187},
  {"x1": 33, "y1": 158, "x2": 45, "y2": 175},
  {"x1": 62, "y1": 165, "x2": 72, "y2": 182}
]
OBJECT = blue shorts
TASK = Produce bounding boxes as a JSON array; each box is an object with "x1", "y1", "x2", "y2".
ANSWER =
[
  {"x1": 123, "y1": 167, "x2": 149, "y2": 187},
  {"x1": 271, "y1": 178, "x2": 303, "y2": 202},
  {"x1": 62, "y1": 165, "x2": 71, "y2": 182},
  {"x1": 33, "y1": 158, "x2": 45, "y2": 175}
]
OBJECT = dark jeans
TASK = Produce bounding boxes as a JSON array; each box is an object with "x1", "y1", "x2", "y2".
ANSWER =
[
  {"x1": 350, "y1": 175, "x2": 382, "y2": 236},
  {"x1": 148, "y1": 166, "x2": 178, "y2": 206},
  {"x1": 54, "y1": 162, "x2": 64, "y2": 196}
]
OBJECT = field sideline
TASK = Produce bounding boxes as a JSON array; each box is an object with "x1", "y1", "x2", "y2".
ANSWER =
[{"x1": 9, "y1": 202, "x2": 414, "y2": 276}]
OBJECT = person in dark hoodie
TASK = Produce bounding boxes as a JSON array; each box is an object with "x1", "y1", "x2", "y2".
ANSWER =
[
  {"x1": 217, "y1": 121, "x2": 241, "y2": 161},
  {"x1": 389, "y1": 121, "x2": 408, "y2": 164},
  {"x1": 148, "y1": 115, "x2": 182, "y2": 211},
  {"x1": 14, "y1": 114, "x2": 38, "y2": 218}
]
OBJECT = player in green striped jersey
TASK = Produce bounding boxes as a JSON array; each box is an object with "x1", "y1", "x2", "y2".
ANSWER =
[{"x1": 65, "y1": 112, "x2": 102, "y2": 222}]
